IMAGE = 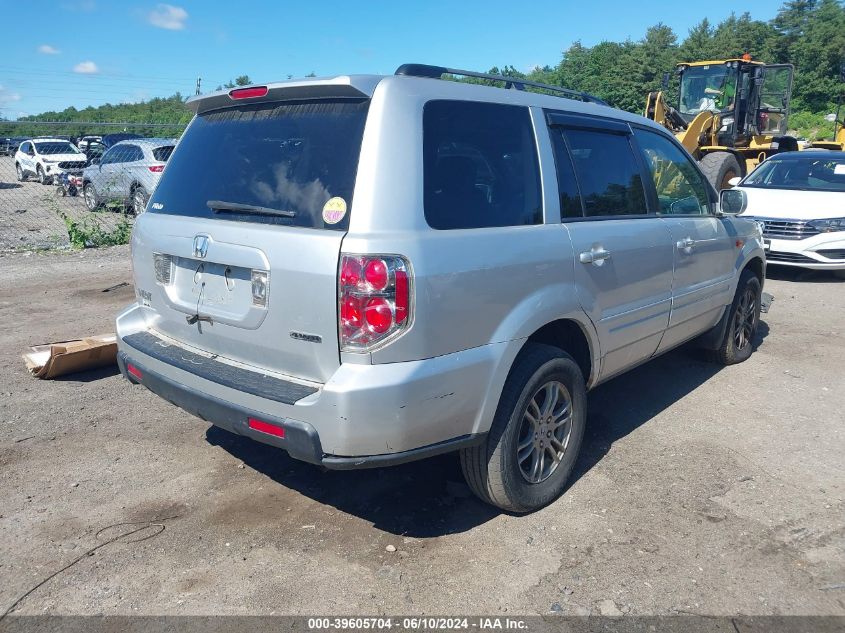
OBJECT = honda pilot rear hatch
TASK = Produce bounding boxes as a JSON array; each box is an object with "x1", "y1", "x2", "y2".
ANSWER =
[{"x1": 133, "y1": 82, "x2": 375, "y2": 383}]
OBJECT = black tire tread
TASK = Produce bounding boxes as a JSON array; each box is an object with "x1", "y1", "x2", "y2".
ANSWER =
[
  {"x1": 699, "y1": 152, "x2": 742, "y2": 191},
  {"x1": 711, "y1": 269, "x2": 761, "y2": 365}
]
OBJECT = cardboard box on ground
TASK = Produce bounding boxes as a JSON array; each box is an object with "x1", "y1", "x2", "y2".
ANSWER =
[{"x1": 23, "y1": 334, "x2": 118, "y2": 379}]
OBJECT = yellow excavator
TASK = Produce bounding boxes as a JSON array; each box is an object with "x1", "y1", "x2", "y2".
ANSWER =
[{"x1": 645, "y1": 56, "x2": 797, "y2": 189}]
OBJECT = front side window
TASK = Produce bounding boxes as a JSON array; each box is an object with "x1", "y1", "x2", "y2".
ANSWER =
[
  {"x1": 679, "y1": 65, "x2": 737, "y2": 117},
  {"x1": 423, "y1": 100, "x2": 542, "y2": 230},
  {"x1": 563, "y1": 129, "x2": 647, "y2": 217},
  {"x1": 633, "y1": 128, "x2": 710, "y2": 215}
]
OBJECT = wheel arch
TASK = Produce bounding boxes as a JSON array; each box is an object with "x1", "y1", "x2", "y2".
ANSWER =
[{"x1": 743, "y1": 256, "x2": 764, "y2": 285}]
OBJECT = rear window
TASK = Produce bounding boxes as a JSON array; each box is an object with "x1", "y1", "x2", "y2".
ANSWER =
[
  {"x1": 148, "y1": 99, "x2": 369, "y2": 230},
  {"x1": 152, "y1": 145, "x2": 174, "y2": 162},
  {"x1": 424, "y1": 100, "x2": 542, "y2": 230}
]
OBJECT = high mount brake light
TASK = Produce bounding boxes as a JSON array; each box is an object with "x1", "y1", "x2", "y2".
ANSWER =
[
  {"x1": 339, "y1": 255, "x2": 411, "y2": 351},
  {"x1": 229, "y1": 86, "x2": 269, "y2": 100}
]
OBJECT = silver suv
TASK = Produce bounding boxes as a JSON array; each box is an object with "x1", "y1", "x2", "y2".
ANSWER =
[
  {"x1": 82, "y1": 138, "x2": 176, "y2": 215},
  {"x1": 116, "y1": 65, "x2": 766, "y2": 512}
]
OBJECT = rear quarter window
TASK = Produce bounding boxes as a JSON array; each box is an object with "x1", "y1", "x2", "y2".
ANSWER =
[
  {"x1": 423, "y1": 100, "x2": 542, "y2": 230},
  {"x1": 152, "y1": 145, "x2": 174, "y2": 162}
]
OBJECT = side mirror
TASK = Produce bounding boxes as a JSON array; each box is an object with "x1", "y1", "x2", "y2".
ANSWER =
[
  {"x1": 90, "y1": 157, "x2": 100, "y2": 165},
  {"x1": 826, "y1": 113, "x2": 837, "y2": 122},
  {"x1": 727, "y1": 176, "x2": 742, "y2": 187},
  {"x1": 719, "y1": 187, "x2": 747, "y2": 215},
  {"x1": 661, "y1": 72, "x2": 670, "y2": 89}
]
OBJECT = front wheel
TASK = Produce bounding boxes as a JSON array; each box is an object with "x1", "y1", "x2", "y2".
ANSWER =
[
  {"x1": 712, "y1": 270, "x2": 762, "y2": 365},
  {"x1": 16, "y1": 163, "x2": 25, "y2": 182},
  {"x1": 460, "y1": 343, "x2": 587, "y2": 513},
  {"x1": 37, "y1": 165, "x2": 48, "y2": 185},
  {"x1": 699, "y1": 152, "x2": 742, "y2": 191}
]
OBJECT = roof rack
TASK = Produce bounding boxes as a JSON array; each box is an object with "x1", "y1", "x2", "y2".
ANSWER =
[{"x1": 395, "y1": 63, "x2": 608, "y2": 106}]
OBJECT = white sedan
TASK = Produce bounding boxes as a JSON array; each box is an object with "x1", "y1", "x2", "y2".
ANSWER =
[{"x1": 732, "y1": 151, "x2": 845, "y2": 271}]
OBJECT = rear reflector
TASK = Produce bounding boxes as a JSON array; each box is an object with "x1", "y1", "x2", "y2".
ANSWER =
[
  {"x1": 148, "y1": 165, "x2": 164, "y2": 173},
  {"x1": 126, "y1": 363, "x2": 143, "y2": 380},
  {"x1": 248, "y1": 417, "x2": 285, "y2": 438},
  {"x1": 229, "y1": 86, "x2": 269, "y2": 100}
]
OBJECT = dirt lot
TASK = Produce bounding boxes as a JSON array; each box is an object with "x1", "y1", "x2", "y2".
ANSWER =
[
  {"x1": 0, "y1": 246, "x2": 843, "y2": 617},
  {"x1": 0, "y1": 158, "x2": 133, "y2": 251}
]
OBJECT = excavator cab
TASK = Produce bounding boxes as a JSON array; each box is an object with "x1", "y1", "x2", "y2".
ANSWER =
[{"x1": 676, "y1": 60, "x2": 793, "y2": 145}]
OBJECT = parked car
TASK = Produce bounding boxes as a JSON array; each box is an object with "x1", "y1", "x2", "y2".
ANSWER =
[
  {"x1": 82, "y1": 138, "x2": 176, "y2": 214},
  {"x1": 1, "y1": 136, "x2": 27, "y2": 156},
  {"x1": 14, "y1": 138, "x2": 87, "y2": 184},
  {"x1": 115, "y1": 67, "x2": 766, "y2": 512},
  {"x1": 729, "y1": 151, "x2": 845, "y2": 271},
  {"x1": 101, "y1": 133, "x2": 142, "y2": 148},
  {"x1": 76, "y1": 135, "x2": 103, "y2": 152},
  {"x1": 83, "y1": 141, "x2": 106, "y2": 165}
]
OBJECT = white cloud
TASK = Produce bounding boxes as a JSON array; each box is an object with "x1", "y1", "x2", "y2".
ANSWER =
[
  {"x1": 0, "y1": 85, "x2": 22, "y2": 104},
  {"x1": 38, "y1": 44, "x2": 61, "y2": 55},
  {"x1": 73, "y1": 61, "x2": 99, "y2": 74},
  {"x1": 147, "y1": 4, "x2": 188, "y2": 30}
]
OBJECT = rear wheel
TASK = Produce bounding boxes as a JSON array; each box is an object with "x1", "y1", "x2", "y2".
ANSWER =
[
  {"x1": 460, "y1": 343, "x2": 587, "y2": 513},
  {"x1": 699, "y1": 152, "x2": 742, "y2": 191},
  {"x1": 83, "y1": 182, "x2": 100, "y2": 211},
  {"x1": 712, "y1": 269, "x2": 762, "y2": 365},
  {"x1": 131, "y1": 186, "x2": 148, "y2": 215}
]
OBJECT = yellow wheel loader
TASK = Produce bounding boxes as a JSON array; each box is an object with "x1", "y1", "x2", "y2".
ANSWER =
[{"x1": 645, "y1": 56, "x2": 796, "y2": 189}]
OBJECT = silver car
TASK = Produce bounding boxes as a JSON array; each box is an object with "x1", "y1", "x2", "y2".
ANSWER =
[
  {"x1": 116, "y1": 65, "x2": 766, "y2": 512},
  {"x1": 82, "y1": 138, "x2": 176, "y2": 214}
]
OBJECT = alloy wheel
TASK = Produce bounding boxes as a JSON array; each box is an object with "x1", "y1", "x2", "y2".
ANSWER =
[
  {"x1": 517, "y1": 380, "x2": 573, "y2": 484},
  {"x1": 733, "y1": 287, "x2": 758, "y2": 351}
]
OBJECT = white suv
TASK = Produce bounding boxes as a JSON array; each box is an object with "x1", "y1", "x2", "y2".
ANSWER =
[{"x1": 15, "y1": 138, "x2": 88, "y2": 185}]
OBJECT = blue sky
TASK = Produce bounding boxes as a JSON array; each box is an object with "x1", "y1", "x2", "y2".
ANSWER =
[{"x1": 1, "y1": 0, "x2": 783, "y2": 118}]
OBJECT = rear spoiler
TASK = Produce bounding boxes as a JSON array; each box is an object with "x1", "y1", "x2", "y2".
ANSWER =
[{"x1": 185, "y1": 75, "x2": 382, "y2": 115}]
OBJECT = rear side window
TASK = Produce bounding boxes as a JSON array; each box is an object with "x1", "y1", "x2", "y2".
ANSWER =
[
  {"x1": 424, "y1": 101, "x2": 542, "y2": 230},
  {"x1": 148, "y1": 99, "x2": 369, "y2": 230},
  {"x1": 564, "y1": 129, "x2": 647, "y2": 217},
  {"x1": 152, "y1": 145, "x2": 174, "y2": 162}
]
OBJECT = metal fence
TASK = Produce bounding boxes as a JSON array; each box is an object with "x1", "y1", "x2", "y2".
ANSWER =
[{"x1": 0, "y1": 122, "x2": 184, "y2": 251}]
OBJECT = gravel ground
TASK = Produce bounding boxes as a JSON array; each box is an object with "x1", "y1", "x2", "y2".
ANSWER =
[
  {"x1": 0, "y1": 159, "x2": 133, "y2": 251},
  {"x1": 0, "y1": 246, "x2": 843, "y2": 617}
]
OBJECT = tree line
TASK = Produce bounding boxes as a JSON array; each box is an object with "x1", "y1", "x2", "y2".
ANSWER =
[{"x1": 2, "y1": 1, "x2": 843, "y2": 140}]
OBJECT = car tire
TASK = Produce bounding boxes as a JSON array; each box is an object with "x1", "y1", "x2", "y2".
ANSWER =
[
  {"x1": 711, "y1": 269, "x2": 762, "y2": 365},
  {"x1": 699, "y1": 152, "x2": 742, "y2": 191},
  {"x1": 460, "y1": 343, "x2": 587, "y2": 513},
  {"x1": 36, "y1": 165, "x2": 49, "y2": 185},
  {"x1": 83, "y1": 182, "x2": 100, "y2": 211},
  {"x1": 16, "y1": 163, "x2": 25, "y2": 182},
  {"x1": 131, "y1": 186, "x2": 148, "y2": 215}
]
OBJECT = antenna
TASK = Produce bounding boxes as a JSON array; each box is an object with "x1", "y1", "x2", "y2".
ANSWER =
[{"x1": 195, "y1": 77, "x2": 202, "y2": 96}]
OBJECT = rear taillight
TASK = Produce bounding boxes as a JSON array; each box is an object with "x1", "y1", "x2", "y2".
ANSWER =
[
  {"x1": 339, "y1": 254, "x2": 412, "y2": 351},
  {"x1": 148, "y1": 165, "x2": 164, "y2": 173}
]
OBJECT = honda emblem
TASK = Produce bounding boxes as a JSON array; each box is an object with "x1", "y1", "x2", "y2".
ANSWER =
[{"x1": 193, "y1": 235, "x2": 209, "y2": 259}]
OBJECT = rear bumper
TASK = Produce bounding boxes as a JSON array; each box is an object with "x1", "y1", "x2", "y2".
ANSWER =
[
  {"x1": 116, "y1": 305, "x2": 505, "y2": 466},
  {"x1": 117, "y1": 352, "x2": 482, "y2": 469}
]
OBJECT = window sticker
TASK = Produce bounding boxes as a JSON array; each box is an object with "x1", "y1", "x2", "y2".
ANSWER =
[
  {"x1": 834, "y1": 164, "x2": 845, "y2": 175},
  {"x1": 322, "y1": 197, "x2": 347, "y2": 224}
]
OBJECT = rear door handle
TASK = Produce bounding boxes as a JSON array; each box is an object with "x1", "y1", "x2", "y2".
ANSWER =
[
  {"x1": 677, "y1": 237, "x2": 696, "y2": 253},
  {"x1": 579, "y1": 248, "x2": 612, "y2": 265}
]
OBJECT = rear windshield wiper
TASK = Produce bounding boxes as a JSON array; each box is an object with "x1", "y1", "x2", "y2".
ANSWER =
[{"x1": 207, "y1": 200, "x2": 296, "y2": 218}]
